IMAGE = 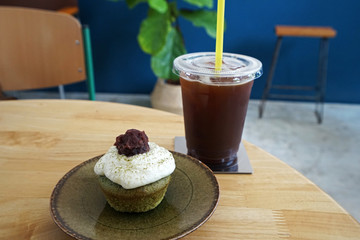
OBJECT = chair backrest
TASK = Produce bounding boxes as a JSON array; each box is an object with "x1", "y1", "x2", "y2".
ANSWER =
[
  {"x1": 0, "y1": 0, "x2": 79, "y2": 15},
  {"x1": 0, "y1": 6, "x2": 87, "y2": 91},
  {"x1": 0, "y1": 0, "x2": 78, "y2": 11}
]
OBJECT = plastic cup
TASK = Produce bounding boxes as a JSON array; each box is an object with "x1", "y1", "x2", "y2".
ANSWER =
[{"x1": 173, "y1": 52, "x2": 262, "y2": 171}]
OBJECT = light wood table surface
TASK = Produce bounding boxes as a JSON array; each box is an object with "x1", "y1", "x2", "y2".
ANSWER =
[{"x1": 1, "y1": 100, "x2": 359, "y2": 239}]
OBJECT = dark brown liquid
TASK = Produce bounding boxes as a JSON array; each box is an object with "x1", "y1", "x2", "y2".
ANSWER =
[{"x1": 180, "y1": 77, "x2": 253, "y2": 171}]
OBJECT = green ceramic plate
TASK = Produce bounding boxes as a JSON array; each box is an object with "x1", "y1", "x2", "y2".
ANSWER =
[{"x1": 50, "y1": 151, "x2": 219, "y2": 240}]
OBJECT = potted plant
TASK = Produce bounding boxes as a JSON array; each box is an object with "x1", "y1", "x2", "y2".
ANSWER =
[{"x1": 125, "y1": 0, "x2": 217, "y2": 114}]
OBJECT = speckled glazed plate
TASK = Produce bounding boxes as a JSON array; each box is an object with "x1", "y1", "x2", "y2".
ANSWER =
[{"x1": 50, "y1": 151, "x2": 219, "y2": 240}]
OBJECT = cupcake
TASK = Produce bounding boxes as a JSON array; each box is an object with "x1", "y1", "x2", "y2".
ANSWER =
[{"x1": 94, "y1": 129, "x2": 176, "y2": 212}]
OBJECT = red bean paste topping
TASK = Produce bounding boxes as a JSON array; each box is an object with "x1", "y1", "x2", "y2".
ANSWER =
[{"x1": 114, "y1": 129, "x2": 150, "y2": 157}]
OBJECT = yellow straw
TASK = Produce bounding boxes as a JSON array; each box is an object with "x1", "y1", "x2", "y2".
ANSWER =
[{"x1": 215, "y1": 0, "x2": 225, "y2": 71}]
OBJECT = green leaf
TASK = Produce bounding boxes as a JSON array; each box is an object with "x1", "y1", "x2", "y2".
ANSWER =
[
  {"x1": 180, "y1": 9, "x2": 217, "y2": 38},
  {"x1": 148, "y1": 0, "x2": 168, "y2": 13},
  {"x1": 125, "y1": 0, "x2": 147, "y2": 8},
  {"x1": 183, "y1": 0, "x2": 213, "y2": 8},
  {"x1": 138, "y1": 9, "x2": 171, "y2": 55},
  {"x1": 151, "y1": 27, "x2": 187, "y2": 80}
]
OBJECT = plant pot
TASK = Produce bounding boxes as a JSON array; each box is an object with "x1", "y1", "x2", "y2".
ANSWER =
[{"x1": 150, "y1": 78, "x2": 183, "y2": 115}]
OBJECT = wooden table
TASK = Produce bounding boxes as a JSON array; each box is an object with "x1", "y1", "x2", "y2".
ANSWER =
[{"x1": 1, "y1": 100, "x2": 359, "y2": 239}]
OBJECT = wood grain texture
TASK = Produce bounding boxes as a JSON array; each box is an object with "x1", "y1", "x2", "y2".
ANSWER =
[
  {"x1": 0, "y1": 7, "x2": 86, "y2": 91},
  {"x1": 275, "y1": 25, "x2": 337, "y2": 38},
  {"x1": 0, "y1": 100, "x2": 359, "y2": 239}
]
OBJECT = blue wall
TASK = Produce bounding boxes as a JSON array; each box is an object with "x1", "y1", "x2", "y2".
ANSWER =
[{"x1": 75, "y1": 0, "x2": 360, "y2": 104}]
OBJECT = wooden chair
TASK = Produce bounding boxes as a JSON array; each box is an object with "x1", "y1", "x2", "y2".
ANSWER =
[{"x1": 0, "y1": 6, "x2": 95, "y2": 100}]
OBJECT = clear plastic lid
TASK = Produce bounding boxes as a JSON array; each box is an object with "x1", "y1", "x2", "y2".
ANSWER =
[{"x1": 173, "y1": 52, "x2": 263, "y2": 85}]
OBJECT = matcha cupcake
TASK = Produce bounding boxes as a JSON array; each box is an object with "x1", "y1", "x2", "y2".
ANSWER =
[{"x1": 94, "y1": 129, "x2": 175, "y2": 212}]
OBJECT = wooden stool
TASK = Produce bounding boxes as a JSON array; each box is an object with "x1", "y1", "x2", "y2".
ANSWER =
[{"x1": 259, "y1": 25, "x2": 337, "y2": 123}]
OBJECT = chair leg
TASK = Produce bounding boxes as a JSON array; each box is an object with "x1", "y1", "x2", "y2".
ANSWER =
[
  {"x1": 259, "y1": 37, "x2": 283, "y2": 118},
  {"x1": 0, "y1": 84, "x2": 16, "y2": 100},
  {"x1": 58, "y1": 85, "x2": 65, "y2": 99},
  {"x1": 315, "y1": 38, "x2": 330, "y2": 124},
  {"x1": 83, "y1": 25, "x2": 96, "y2": 101}
]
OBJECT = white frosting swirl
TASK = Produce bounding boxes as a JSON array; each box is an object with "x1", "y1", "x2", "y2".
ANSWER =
[{"x1": 94, "y1": 142, "x2": 175, "y2": 189}]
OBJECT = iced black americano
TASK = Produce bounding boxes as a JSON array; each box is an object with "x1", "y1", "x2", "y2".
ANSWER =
[{"x1": 173, "y1": 52, "x2": 262, "y2": 171}]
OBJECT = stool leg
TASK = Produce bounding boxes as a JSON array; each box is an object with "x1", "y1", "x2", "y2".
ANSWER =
[
  {"x1": 259, "y1": 37, "x2": 283, "y2": 118},
  {"x1": 315, "y1": 38, "x2": 330, "y2": 124}
]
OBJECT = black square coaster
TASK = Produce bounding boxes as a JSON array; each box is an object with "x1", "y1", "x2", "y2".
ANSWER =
[{"x1": 174, "y1": 136, "x2": 253, "y2": 174}]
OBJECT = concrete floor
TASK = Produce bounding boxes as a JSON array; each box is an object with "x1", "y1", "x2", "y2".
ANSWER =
[
  {"x1": 7, "y1": 91, "x2": 360, "y2": 222},
  {"x1": 244, "y1": 100, "x2": 360, "y2": 223}
]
